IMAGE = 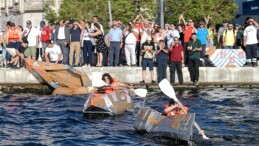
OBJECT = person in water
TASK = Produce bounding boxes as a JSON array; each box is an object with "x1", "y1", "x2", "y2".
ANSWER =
[
  {"x1": 164, "y1": 99, "x2": 205, "y2": 135},
  {"x1": 101, "y1": 73, "x2": 132, "y2": 93},
  {"x1": 164, "y1": 99, "x2": 188, "y2": 116}
]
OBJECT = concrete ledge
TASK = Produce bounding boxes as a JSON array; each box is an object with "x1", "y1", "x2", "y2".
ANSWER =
[{"x1": 1, "y1": 67, "x2": 259, "y2": 85}]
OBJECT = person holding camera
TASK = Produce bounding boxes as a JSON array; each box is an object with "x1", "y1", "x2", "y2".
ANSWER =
[{"x1": 123, "y1": 23, "x2": 138, "y2": 66}]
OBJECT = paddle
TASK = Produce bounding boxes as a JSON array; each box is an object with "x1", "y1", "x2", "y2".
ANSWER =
[
  {"x1": 158, "y1": 79, "x2": 209, "y2": 140},
  {"x1": 92, "y1": 78, "x2": 147, "y2": 98}
]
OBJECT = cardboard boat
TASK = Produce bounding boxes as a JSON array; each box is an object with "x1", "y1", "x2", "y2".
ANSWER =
[
  {"x1": 133, "y1": 108, "x2": 195, "y2": 142},
  {"x1": 83, "y1": 89, "x2": 133, "y2": 116},
  {"x1": 25, "y1": 58, "x2": 93, "y2": 95}
]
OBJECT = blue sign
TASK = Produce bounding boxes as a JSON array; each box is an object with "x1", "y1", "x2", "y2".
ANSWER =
[{"x1": 243, "y1": 1, "x2": 259, "y2": 15}]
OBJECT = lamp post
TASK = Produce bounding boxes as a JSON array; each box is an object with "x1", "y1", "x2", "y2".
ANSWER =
[
  {"x1": 160, "y1": 0, "x2": 164, "y2": 29},
  {"x1": 108, "y1": 0, "x2": 112, "y2": 25}
]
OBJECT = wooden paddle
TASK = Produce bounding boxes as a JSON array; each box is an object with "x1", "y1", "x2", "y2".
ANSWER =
[
  {"x1": 92, "y1": 78, "x2": 147, "y2": 98},
  {"x1": 158, "y1": 79, "x2": 209, "y2": 140}
]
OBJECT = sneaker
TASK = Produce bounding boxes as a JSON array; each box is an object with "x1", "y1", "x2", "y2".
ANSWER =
[
  {"x1": 140, "y1": 80, "x2": 145, "y2": 84},
  {"x1": 244, "y1": 62, "x2": 252, "y2": 67},
  {"x1": 194, "y1": 80, "x2": 198, "y2": 86},
  {"x1": 252, "y1": 62, "x2": 258, "y2": 67},
  {"x1": 151, "y1": 80, "x2": 156, "y2": 84}
]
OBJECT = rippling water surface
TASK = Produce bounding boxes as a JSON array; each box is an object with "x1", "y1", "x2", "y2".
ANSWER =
[{"x1": 0, "y1": 88, "x2": 259, "y2": 145}]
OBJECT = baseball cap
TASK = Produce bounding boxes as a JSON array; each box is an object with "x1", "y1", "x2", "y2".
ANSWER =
[
  {"x1": 235, "y1": 23, "x2": 240, "y2": 27},
  {"x1": 40, "y1": 20, "x2": 46, "y2": 27},
  {"x1": 26, "y1": 20, "x2": 32, "y2": 25}
]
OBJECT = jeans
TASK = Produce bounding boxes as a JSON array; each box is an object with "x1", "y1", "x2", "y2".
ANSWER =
[
  {"x1": 170, "y1": 61, "x2": 183, "y2": 83},
  {"x1": 157, "y1": 60, "x2": 168, "y2": 83},
  {"x1": 57, "y1": 40, "x2": 69, "y2": 64},
  {"x1": 201, "y1": 44, "x2": 206, "y2": 58},
  {"x1": 245, "y1": 44, "x2": 258, "y2": 62},
  {"x1": 183, "y1": 43, "x2": 189, "y2": 65},
  {"x1": 188, "y1": 58, "x2": 200, "y2": 82},
  {"x1": 83, "y1": 40, "x2": 93, "y2": 65},
  {"x1": 109, "y1": 42, "x2": 120, "y2": 66}
]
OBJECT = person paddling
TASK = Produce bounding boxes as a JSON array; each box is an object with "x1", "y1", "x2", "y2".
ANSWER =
[
  {"x1": 163, "y1": 98, "x2": 205, "y2": 136},
  {"x1": 101, "y1": 73, "x2": 131, "y2": 93},
  {"x1": 164, "y1": 99, "x2": 188, "y2": 116}
]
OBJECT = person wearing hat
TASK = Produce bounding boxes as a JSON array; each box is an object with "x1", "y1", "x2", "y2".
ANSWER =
[
  {"x1": 156, "y1": 39, "x2": 169, "y2": 83},
  {"x1": 197, "y1": 21, "x2": 209, "y2": 60},
  {"x1": 217, "y1": 20, "x2": 228, "y2": 48},
  {"x1": 140, "y1": 36, "x2": 156, "y2": 84},
  {"x1": 22, "y1": 20, "x2": 39, "y2": 60}
]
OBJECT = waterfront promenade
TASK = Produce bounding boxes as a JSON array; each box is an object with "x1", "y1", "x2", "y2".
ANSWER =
[{"x1": 1, "y1": 67, "x2": 259, "y2": 87}]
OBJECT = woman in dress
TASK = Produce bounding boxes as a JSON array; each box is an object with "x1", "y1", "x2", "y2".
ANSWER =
[{"x1": 89, "y1": 23, "x2": 107, "y2": 67}]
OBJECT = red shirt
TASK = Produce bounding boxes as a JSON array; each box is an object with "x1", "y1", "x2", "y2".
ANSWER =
[
  {"x1": 41, "y1": 26, "x2": 51, "y2": 43},
  {"x1": 170, "y1": 44, "x2": 183, "y2": 62},
  {"x1": 134, "y1": 24, "x2": 143, "y2": 42},
  {"x1": 183, "y1": 25, "x2": 193, "y2": 43}
]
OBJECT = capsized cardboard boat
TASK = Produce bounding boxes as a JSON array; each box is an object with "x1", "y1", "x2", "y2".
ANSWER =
[
  {"x1": 133, "y1": 108, "x2": 195, "y2": 142},
  {"x1": 25, "y1": 58, "x2": 93, "y2": 95},
  {"x1": 83, "y1": 89, "x2": 133, "y2": 116}
]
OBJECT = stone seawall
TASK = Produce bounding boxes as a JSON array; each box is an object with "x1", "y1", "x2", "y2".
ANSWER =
[{"x1": 1, "y1": 67, "x2": 259, "y2": 85}]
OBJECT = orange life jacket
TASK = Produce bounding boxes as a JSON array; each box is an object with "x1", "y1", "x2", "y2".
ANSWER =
[
  {"x1": 104, "y1": 78, "x2": 119, "y2": 93},
  {"x1": 8, "y1": 28, "x2": 20, "y2": 42},
  {"x1": 164, "y1": 103, "x2": 189, "y2": 116}
]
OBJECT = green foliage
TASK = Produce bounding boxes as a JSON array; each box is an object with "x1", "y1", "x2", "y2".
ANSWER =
[
  {"x1": 164, "y1": 0, "x2": 238, "y2": 25},
  {"x1": 44, "y1": 0, "x2": 158, "y2": 31},
  {"x1": 44, "y1": 0, "x2": 58, "y2": 25}
]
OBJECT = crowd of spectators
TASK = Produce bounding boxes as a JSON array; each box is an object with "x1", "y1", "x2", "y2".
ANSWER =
[{"x1": 0, "y1": 13, "x2": 258, "y2": 85}]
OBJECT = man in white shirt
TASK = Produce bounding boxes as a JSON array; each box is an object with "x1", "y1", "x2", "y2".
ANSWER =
[
  {"x1": 243, "y1": 17, "x2": 259, "y2": 67},
  {"x1": 45, "y1": 40, "x2": 63, "y2": 64},
  {"x1": 123, "y1": 25, "x2": 138, "y2": 66},
  {"x1": 23, "y1": 20, "x2": 39, "y2": 60},
  {"x1": 91, "y1": 16, "x2": 104, "y2": 34}
]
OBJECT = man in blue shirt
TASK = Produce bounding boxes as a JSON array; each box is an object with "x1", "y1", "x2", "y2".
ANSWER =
[
  {"x1": 197, "y1": 21, "x2": 209, "y2": 59},
  {"x1": 108, "y1": 21, "x2": 123, "y2": 66}
]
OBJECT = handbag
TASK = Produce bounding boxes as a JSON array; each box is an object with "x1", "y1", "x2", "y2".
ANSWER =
[{"x1": 22, "y1": 28, "x2": 31, "y2": 42}]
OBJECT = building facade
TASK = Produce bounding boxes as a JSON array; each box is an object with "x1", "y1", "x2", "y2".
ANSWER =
[{"x1": 0, "y1": 0, "x2": 62, "y2": 28}]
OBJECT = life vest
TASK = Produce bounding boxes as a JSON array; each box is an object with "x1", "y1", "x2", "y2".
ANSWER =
[
  {"x1": 104, "y1": 78, "x2": 119, "y2": 93},
  {"x1": 8, "y1": 28, "x2": 20, "y2": 42},
  {"x1": 164, "y1": 103, "x2": 189, "y2": 116}
]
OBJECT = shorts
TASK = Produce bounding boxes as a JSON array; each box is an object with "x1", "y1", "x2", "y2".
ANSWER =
[
  {"x1": 6, "y1": 48, "x2": 17, "y2": 57},
  {"x1": 24, "y1": 46, "x2": 36, "y2": 57},
  {"x1": 142, "y1": 59, "x2": 154, "y2": 71}
]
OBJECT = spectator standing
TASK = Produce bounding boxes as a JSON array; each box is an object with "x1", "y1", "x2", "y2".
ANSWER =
[
  {"x1": 187, "y1": 33, "x2": 202, "y2": 85},
  {"x1": 40, "y1": 20, "x2": 52, "y2": 60},
  {"x1": 44, "y1": 40, "x2": 63, "y2": 64},
  {"x1": 197, "y1": 21, "x2": 209, "y2": 58},
  {"x1": 89, "y1": 23, "x2": 107, "y2": 67},
  {"x1": 223, "y1": 23, "x2": 236, "y2": 49},
  {"x1": 179, "y1": 15, "x2": 197, "y2": 65},
  {"x1": 69, "y1": 21, "x2": 82, "y2": 67},
  {"x1": 140, "y1": 37, "x2": 156, "y2": 83},
  {"x1": 54, "y1": 19, "x2": 70, "y2": 64},
  {"x1": 133, "y1": 14, "x2": 144, "y2": 66},
  {"x1": 235, "y1": 24, "x2": 243, "y2": 49},
  {"x1": 23, "y1": 20, "x2": 39, "y2": 60},
  {"x1": 167, "y1": 24, "x2": 180, "y2": 49},
  {"x1": 81, "y1": 22, "x2": 94, "y2": 67},
  {"x1": 91, "y1": 16, "x2": 104, "y2": 34},
  {"x1": 208, "y1": 24, "x2": 216, "y2": 47},
  {"x1": 243, "y1": 17, "x2": 259, "y2": 67},
  {"x1": 107, "y1": 21, "x2": 123, "y2": 67},
  {"x1": 156, "y1": 39, "x2": 169, "y2": 83},
  {"x1": 123, "y1": 24, "x2": 138, "y2": 66},
  {"x1": 218, "y1": 21, "x2": 228, "y2": 48},
  {"x1": 169, "y1": 37, "x2": 184, "y2": 84}
]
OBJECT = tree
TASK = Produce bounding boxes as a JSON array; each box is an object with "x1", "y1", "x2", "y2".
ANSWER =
[
  {"x1": 164, "y1": 0, "x2": 238, "y2": 25},
  {"x1": 44, "y1": 0, "x2": 58, "y2": 25},
  {"x1": 44, "y1": 0, "x2": 158, "y2": 31}
]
